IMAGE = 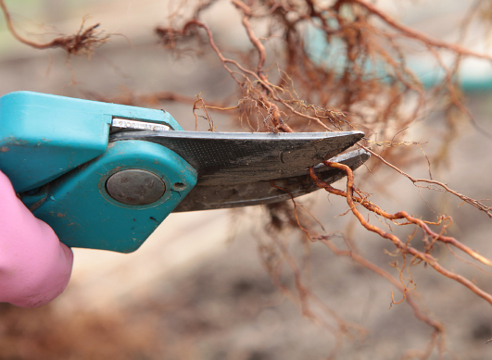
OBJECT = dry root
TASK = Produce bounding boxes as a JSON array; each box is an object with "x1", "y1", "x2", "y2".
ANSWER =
[
  {"x1": 3, "y1": 0, "x2": 492, "y2": 356},
  {"x1": 0, "y1": 0, "x2": 109, "y2": 57},
  {"x1": 151, "y1": 0, "x2": 492, "y2": 355}
]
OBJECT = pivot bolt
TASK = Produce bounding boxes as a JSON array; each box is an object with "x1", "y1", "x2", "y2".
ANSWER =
[{"x1": 106, "y1": 169, "x2": 166, "y2": 205}]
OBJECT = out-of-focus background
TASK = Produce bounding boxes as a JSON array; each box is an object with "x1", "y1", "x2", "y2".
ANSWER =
[{"x1": 2, "y1": 0, "x2": 492, "y2": 359}]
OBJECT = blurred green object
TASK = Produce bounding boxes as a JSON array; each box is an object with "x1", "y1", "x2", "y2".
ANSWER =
[{"x1": 305, "y1": 25, "x2": 492, "y2": 92}]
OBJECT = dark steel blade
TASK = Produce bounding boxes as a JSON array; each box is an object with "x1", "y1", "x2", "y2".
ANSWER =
[
  {"x1": 110, "y1": 130, "x2": 365, "y2": 186},
  {"x1": 172, "y1": 149, "x2": 369, "y2": 212}
]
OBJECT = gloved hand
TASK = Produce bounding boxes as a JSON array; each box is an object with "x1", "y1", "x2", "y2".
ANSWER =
[{"x1": 0, "y1": 170, "x2": 73, "y2": 308}]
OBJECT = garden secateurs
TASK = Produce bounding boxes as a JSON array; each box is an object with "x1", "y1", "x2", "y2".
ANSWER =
[{"x1": 0, "y1": 91, "x2": 369, "y2": 253}]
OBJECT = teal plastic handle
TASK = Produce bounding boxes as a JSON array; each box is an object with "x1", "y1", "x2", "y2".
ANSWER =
[
  {"x1": 22, "y1": 140, "x2": 197, "y2": 253},
  {"x1": 0, "y1": 92, "x2": 198, "y2": 253},
  {"x1": 0, "y1": 91, "x2": 181, "y2": 192}
]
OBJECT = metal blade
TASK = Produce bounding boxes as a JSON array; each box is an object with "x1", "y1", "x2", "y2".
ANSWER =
[
  {"x1": 110, "y1": 130, "x2": 365, "y2": 186},
  {"x1": 172, "y1": 149, "x2": 369, "y2": 212}
]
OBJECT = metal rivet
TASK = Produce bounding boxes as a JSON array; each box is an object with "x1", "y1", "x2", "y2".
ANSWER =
[{"x1": 106, "y1": 169, "x2": 166, "y2": 205}]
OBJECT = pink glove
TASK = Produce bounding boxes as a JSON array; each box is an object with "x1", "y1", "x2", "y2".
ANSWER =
[{"x1": 0, "y1": 170, "x2": 73, "y2": 308}]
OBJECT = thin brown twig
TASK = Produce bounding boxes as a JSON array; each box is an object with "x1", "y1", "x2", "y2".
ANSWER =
[
  {"x1": 349, "y1": 0, "x2": 492, "y2": 62},
  {"x1": 318, "y1": 236, "x2": 444, "y2": 334},
  {"x1": 309, "y1": 162, "x2": 492, "y2": 306},
  {"x1": 360, "y1": 145, "x2": 492, "y2": 218},
  {"x1": 0, "y1": 0, "x2": 108, "y2": 56}
]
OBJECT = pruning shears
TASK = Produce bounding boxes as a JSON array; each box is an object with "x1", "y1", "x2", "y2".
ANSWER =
[{"x1": 0, "y1": 92, "x2": 369, "y2": 253}]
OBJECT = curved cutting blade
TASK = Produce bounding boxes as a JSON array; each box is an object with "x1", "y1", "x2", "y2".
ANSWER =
[
  {"x1": 110, "y1": 130, "x2": 368, "y2": 211},
  {"x1": 110, "y1": 130, "x2": 365, "y2": 185},
  {"x1": 172, "y1": 149, "x2": 369, "y2": 212}
]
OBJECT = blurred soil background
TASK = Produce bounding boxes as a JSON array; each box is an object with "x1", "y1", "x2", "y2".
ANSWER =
[{"x1": 1, "y1": 0, "x2": 492, "y2": 359}]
